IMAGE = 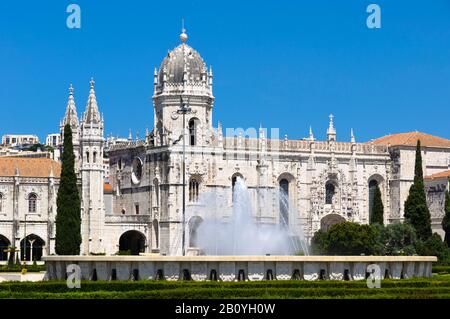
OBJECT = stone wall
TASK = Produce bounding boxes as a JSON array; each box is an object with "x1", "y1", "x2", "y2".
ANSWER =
[{"x1": 43, "y1": 255, "x2": 436, "y2": 281}]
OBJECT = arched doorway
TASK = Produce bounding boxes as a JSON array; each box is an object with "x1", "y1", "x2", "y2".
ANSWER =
[
  {"x1": 231, "y1": 173, "x2": 244, "y2": 203},
  {"x1": 320, "y1": 214, "x2": 346, "y2": 232},
  {"x1": 119, "y1": 231, "x2": 146, "y2": 255},
  {"x1": 279, "y1": 179, "x2": 289, "y2": 227},
  {"x1": 0, "y1": 235, "x2": 10, "y2": 261},
  {"x1": 189, "y1": 216, "x2": 203, "y2": 247},
  {"x1": 20, "y1": 234, "x2": 45, "y2": 261}
]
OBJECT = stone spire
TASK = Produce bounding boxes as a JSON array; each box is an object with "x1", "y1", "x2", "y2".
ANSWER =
[
  {"x1": 309, "y1": 126, "x2": 314, "y2": 141},
  {"x1": 63, "y1": 84, "x2": 79, "y2": 127},
  {"x1": 209, "y1": 66, "x2": 213, "y2": 86},
  {"x1": 327, "y1": 113, "x2": 336, "y2": 141},
  {"x1": 350, "y1": 128, "x2": 356, "y2": 143},
  {"x1": 83, "y1": 78, "x2": 101, "y2": 124}
]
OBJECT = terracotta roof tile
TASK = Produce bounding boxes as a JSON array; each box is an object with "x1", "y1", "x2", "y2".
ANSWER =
[
  {"x1": 425, "y1": 170, "x2": 450, "y2": 180},
  {"x1": 104, "y1": 183, "x2": 112, "y2": 193},
  {"x1": 0, "y1": 157, "x2": 61, "y2": 178},
  {"x1": 368, "y1": 131, "x2": 450, "y2": 148}
]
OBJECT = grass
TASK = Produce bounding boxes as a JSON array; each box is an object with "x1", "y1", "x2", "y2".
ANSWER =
[{"x1": 0, "y1": 274, "x2": 449, "y2": 299}]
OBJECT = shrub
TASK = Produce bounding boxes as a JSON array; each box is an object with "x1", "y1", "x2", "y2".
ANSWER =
[
  {"x1": 415, "y1": 233, "x2": 450, "y2": 262},
  {"x1": 376, "y1": 222, "x2": 418, "y2": 256},
  {"x1": 311, "y1": 222, "x2": 378, "y2": 255},
  {"x1": 310, "y1": 230, "x2": 329, "y2": 255},
  {"x1": 116, "y1": 250, "x2": 131, "y2": 256}
]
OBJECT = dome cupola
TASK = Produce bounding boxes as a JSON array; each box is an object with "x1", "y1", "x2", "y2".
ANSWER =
[{"x1": 154, "y1": 28, "x2": 213, "y2": 96}]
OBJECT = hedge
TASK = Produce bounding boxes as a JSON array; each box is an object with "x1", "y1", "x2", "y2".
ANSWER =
[{"x1": 0, "y1": 287, "x2": 449, "y2": 299}]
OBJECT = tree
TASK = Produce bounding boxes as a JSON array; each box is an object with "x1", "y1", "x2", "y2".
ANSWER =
[
  {"x1": 311, "y1": 222, "x2": 378, "y2": 255},
  {"x1": 415, "y1": 233, "x2": 449, "y2": 262},
  {"x1": 404, "y1": 140, "x2": 432, "y2": 241},
  {"x1": 370, "y1": 184, "x2": 384, "y2": 225},
  {"x1": 55, "y1": 124, "x2": 81, "y2": 255},
  {"x1": 377, "y1": 222, "x2": 418, "y2": 256},
  {"x1": 442, "y1": 190, "x2": 450, "y2": 246},
  {"x1": 310, "y1": 230, "x2": 329, "y2": 255}
]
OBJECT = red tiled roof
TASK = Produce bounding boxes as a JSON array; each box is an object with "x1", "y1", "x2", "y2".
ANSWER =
[
  {"x1": 425, "y1": 170, "x2": 450, "y2": 180},
  {"x1": 104, "y1": 183, "x2": 112, "y2": 194},
  {"x1": 369, "y1": 131, "x2": 450, "y2": 148},
  {"x1": 0, "y1": 157, "x2": 61, "y2": 178}
]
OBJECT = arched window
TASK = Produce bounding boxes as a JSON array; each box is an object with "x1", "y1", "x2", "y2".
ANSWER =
[
  {"x1": 325, "y1": 182, "x2": 335, "y2": 205},
  {"x1": 0, "y1": 193, "x2": 3, "y2": 213},
  {"x1": 28, "y1": 193, "x2": 37, "y2": 213},
  {"x1": 188, "y1": 118, "x2": 199, "y2": 146},
  {"x1": 368, "y1": 180, "x2": 379, "y2": 222},
  {"x1": 189, "y1": 178, "x2": 199, "y2": 202},
  {"x1": 189, "y1": 216, "x2": 203, "y2": 247},
  {"x1": 279, "y1": 179, "x2": 289, "y2": 227},
  {"x1": 86, "y1": 151, "x2": 90, "y2": 163},
  {"x1": 93, "y1": 151, "x2": 97, "y2": 164}
]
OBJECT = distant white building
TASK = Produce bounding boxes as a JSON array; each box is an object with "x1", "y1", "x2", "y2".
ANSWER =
[
  {"x1": 2, "y1": 134, "x2": 39, "y2": 147},
  {"x1": 46, "y1": 134, "x2": 61, "y2": 148}
]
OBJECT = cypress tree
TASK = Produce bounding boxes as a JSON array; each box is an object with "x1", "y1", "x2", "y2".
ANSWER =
[
  {"x1": 442, "y1": 189, "x2": 450, "y2": 246},
  {"x1": 55, "y1": 124, "x2": 81, "y2": 255},
  {"x1": 370, "y1": 184, "x2": 384, "y2": 225},
  {"x1": 404, "y1": 140, "x2": 432, "y2": 241}
]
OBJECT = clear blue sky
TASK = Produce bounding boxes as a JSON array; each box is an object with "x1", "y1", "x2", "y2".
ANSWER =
[{"x1": 1, "y1": 0, "x2": 449, "y2": 142}]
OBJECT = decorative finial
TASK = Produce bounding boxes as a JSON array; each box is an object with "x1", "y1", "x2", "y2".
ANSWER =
[
  {"x1": 327, "y1": 113, "x2": 337, "y2": 141},
  {"x1": 69, "y1": 83, "x2": 74, "y2": 95},
  {"x1": 309, "y1": 126, "x2": 314, "y2": 141},
  {"x1": 180, "y1": 18, "x2": 188, "y2": 43},
  {"x1": 351, "y1": 128, "x2": 356, "y2": 143},
  {"x1": 90, "y1": 77, "x2": 95, "y2": 90}
]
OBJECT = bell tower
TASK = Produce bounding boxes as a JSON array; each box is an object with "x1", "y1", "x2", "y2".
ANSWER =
[
  {"x1": 80, "y1": 78, "x2": 105, "y2": 255},
  {"x1": 152, "y1": 28, "x2": 215, "y2": 147}
]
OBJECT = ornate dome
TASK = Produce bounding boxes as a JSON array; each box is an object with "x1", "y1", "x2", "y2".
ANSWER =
[
  {"x1": 156, "y1": 29, "x2": 212, "y2": 88},
  {"x1": 158, "y1": 44, "x2": 207, "y2": 84}
]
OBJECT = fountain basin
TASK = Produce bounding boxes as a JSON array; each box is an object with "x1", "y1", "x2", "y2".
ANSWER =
[{"x1": 43, "y1": 255, "x2": 437, "y2": 281}]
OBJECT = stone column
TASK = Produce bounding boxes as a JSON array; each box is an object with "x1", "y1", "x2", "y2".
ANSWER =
[{"x1": 29, "y1": 239, "x2": 35, "y2": 262}]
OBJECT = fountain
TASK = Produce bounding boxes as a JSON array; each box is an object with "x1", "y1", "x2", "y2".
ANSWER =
[
  {"x1": 186, "y1": 177, "x2": 309, "y2": 256},
  {"x1": 44, "y1": 181, "x2": 437, "y2": 281}
]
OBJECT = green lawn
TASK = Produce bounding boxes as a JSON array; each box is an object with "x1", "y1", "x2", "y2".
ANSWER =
[{"x1": 0, "y1": 274, "x2": 449, "y2": 299}]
